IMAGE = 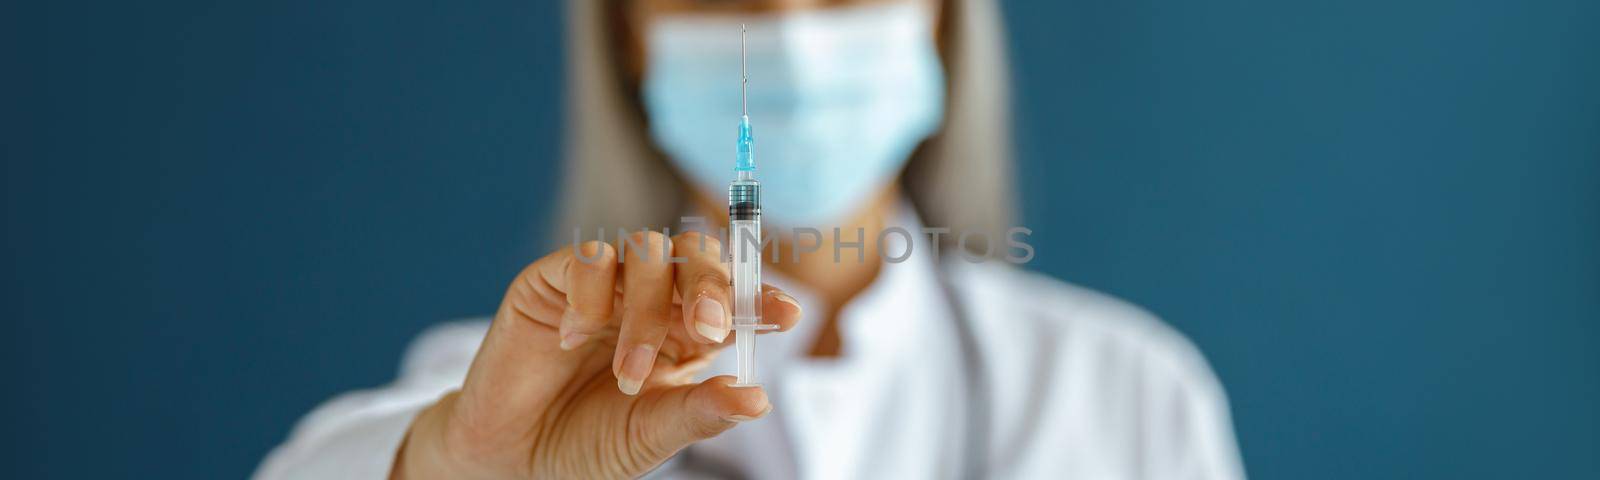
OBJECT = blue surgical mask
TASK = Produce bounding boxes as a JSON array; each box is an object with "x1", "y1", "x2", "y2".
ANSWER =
[{"x1": 641, "y1": 2, "x2": 945, "y2": 227}]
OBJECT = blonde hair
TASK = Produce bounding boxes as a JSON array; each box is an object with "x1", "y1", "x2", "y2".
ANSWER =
[{"x1": 556, "y1": 0, "x2": 1014, "y2": 250}]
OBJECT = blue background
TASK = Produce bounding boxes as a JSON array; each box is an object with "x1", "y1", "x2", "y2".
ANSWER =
[{"x1": 5, "y1": 0, "x2": 1597, "y2": 478}]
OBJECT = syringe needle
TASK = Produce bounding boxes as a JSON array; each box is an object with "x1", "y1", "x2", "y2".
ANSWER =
[{"x1": 740, "y1": 24, "x2": 748, "y2": 116}]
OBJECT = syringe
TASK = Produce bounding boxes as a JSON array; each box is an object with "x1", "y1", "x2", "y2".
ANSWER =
[{"x1": 729, "y1": 24, "x2": 776, "y2": 387}]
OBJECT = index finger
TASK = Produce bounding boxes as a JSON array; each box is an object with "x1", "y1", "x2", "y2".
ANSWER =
[{"x1": 673, "y1": 231, "x2": 733, "y2": 344}]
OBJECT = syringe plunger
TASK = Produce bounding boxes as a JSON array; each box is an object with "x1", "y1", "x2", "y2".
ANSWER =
[{"x1": 728, "y1": 181, "x2": 774, "y2": 387}]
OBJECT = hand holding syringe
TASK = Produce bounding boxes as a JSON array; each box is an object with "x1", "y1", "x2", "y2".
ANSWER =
[{"x1": 389, "y1": 22, "x2": 804, "y2": 480}]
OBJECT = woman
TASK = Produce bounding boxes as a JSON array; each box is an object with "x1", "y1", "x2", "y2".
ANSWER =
[{"x1": 257, "y1": 0, "x2": 1244, "y2": 478}]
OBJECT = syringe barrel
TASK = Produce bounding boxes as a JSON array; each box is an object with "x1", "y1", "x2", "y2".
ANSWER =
[
  {"x1": 728, "y1": 179, "x2": 762, "y2": 385},
  {"x1": 729, "y1": 218, "x2": 762, "y2": 325}
]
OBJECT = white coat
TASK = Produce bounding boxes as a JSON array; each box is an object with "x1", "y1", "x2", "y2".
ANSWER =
[{"x1": 256, "y1": 211, "x2": 1246, "y2": 479}]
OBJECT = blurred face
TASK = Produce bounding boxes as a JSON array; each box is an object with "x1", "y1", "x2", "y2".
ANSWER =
[
  {"x1": 616, "y1": 0, "x2": 948, "y2": 227},
  {"x1": 617, "y1": 1, "x2": 942, "y2": 80}
]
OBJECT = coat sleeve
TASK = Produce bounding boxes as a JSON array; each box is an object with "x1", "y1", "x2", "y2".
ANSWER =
[
  {"x1": 1138, "y1": 332, "x2": 1247, "y2": 480},
  {"x1": 252, "y1": 321, "x2": 487, "y2": 480}
]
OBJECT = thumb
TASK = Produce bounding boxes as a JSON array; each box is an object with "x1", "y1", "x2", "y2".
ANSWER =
[{"x1": 633, "y1": 376, "x2": 771, "y2": 460}]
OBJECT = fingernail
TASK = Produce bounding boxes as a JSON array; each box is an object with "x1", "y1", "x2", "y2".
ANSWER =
[
  {"x1": 724, "y1": 404, "x2": 772, "y2": 423},
  {"x1": 559, "y1": 331, "x2": 589, "y2": 351},
  {"x1": 617, "y1": 344, "x2": 655, "y2": 395},
  {"x1": 693, "y1": 295, "x2": 728, "y2": 343},
  {"x1": 770, "y1": 291, "x2": 801, "y2": 313},
  {"x1": 558, "y1": 309, "x2": 587, "y2": 350}
]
